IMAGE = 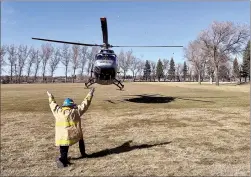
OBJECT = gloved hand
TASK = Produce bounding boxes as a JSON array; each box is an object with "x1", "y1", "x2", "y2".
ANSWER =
[
  {"x1": 47, "y1": 91, "x2": 55, "y2": 103},
  {"x1": 47, "y1": 91, "x2": 52, "y2": 97}
]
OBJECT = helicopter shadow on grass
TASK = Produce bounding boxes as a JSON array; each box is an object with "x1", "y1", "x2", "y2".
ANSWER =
[
  {"x1": 122, "y1": 94, "x2": 215, "y2": 104},
  {"x1": 124, "y1": 94, "x2": 175, "y2": 104},
  {"x1": 71, "y1": 140, "x2": 171, "y2": 160},
  {"x1": 104, "y1": 94, "x2": 175, "y2": 104}
]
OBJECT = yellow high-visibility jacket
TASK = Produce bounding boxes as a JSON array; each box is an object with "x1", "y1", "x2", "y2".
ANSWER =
[{"x1": 48, "y1": 93, "x2": 93, "y2": 146}]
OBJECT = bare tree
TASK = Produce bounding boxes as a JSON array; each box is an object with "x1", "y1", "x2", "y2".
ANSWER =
[
  {"x1": 188, "y1": 65, "x2": 197, "y2": 82},
  {"x1": 130, "y1": 56, "x2": 140, "y2": 81},
  {"x1": 199, "y1": 21, "x2": 250, "y2": 86},
  {"x1": 206, "y1": 58, "x2": 215, "y2": 84},
  {"x1": 176, "y1": 63, "x2": 183, "y2": 82},
  {"x1": 120, "y1": 49, "x2": 133, "y2": 80},
  {"x1": 33, "y1": 49, "x2": 41, "y2": 82},
  {"x1": 79, "y1": 46, "x2": 88, "y2": 77},
  {"x1": 227, "y1": 61, "x2": 233, "y2": 81},
  {"x1": 117, "y1": 49, "x2": 125, "y2": 78},
  {"x1": 6, "y1": 44, "x2": 17, "y2": 82},
  {"x1": 0, "y1": 45, "x2": 7, "y2": 75},
  {"x1": 150, "y1": 61, "x2": 156, "y2": 81},
  {"x1": 49, "y1": 48, "x2": 61, "y2": 82},
  {"x1": 201, "y1": 59, "x2": 207, "y2": 82},
  {"x1": 87, "y1": 46, "x2": 99, "y2": 76},
  {"x1": 134, "y1": 58, "x2": 143, "y2": 80},
  {"x1": 219, "y1": 61, "x2": 231, "y2": 82},
  {"x1": 70, "y1": 45, "x2": 81, "y2": 83},
  {"x1": 41, "y1": 43, "x2": 54, "y2": 83},
  {"x1": 184, "y1": 39, "x2": 207, "y2": 84},
  {"x1": 61, "y1": 44, "x2": 71, "y2": 83},
  {"x1": 136, "y1": 60, "x2": 145, "y2": 80},
  {"x1": 162, "y1": 59, "x2": 169, "y2": 81},
  {"x1": 26, "y1": 47, "x2": 36, "y2": 82},
  {"x1": 187, "y1": 65, "x2": 193, "y2": 82},
  {"x1": 16, "y1": 45, "x2": 31, "y2": 83}
]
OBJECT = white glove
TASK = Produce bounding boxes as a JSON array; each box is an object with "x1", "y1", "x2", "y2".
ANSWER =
[
  {"x1": 47, "y1": 91, "x2": 55, "y2": 103},
  {"x1": 47, "y1": 91, "x2": 52, "y2": 97}
]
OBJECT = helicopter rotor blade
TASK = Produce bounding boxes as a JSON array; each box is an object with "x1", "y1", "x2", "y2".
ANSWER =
[
  {"x1": 32, "y1": 38, "x2": 103, "y2": 47},
  {"x1": 111, "y1": 45, "x2": 183, "y2": 48},
  {"x1": 100, "y1": 17, "x2": 108, "y2": 45}
]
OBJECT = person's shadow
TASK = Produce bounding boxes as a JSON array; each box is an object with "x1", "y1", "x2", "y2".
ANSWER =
[{"x1": 71, "y1": 140, "x2": 171, "y2": 160}]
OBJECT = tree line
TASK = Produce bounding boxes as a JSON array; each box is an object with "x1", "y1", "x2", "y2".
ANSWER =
[
  {"x1": 116, "y1": 21, "x2": 250, "y2": 86},
  {"x1": 183, "y1": 21, "x2": 250, "y2": 86},
  {"x1": 0, "y1": 43, "x2": 99, "y2": 83},
  {"x1": 0, "y1": 21, "x2": 250, "y2": 85}
]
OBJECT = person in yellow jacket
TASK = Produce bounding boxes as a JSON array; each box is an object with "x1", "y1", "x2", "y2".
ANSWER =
[{"x1": 46, "y1": 88, "x2": 95, "y2": 168}]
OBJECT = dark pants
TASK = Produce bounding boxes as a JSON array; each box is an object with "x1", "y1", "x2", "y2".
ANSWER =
[{"x1": 59, "y1": 139, "x2": 86, "y2": 164}]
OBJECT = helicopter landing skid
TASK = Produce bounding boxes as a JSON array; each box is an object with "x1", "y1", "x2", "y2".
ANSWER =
[
  {"x1": 85, "y1": 78, "x2": 95, "y2": 88},
  {"x1": 113, "y1": 78, "x2": 124, "y2": 90}
]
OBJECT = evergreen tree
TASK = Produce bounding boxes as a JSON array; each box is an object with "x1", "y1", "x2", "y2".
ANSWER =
[
  {"x1": 143, "y1": 60, "x2": 151, "y2": 81},
  {"x1": 233, "y1": 57, "x2": 240, "y2": 81},
  {"x1": 156, "y1": 59, "x2": 164, "y2": 81},
  {"x1": 168, "y1": 57, "x2": 175, "y2": 81},
  {"x1": 219, "y1": 65, "x2": 230, "y2": 82},
  {"x1": 182, "y1": 61, "x2": 188, "y2": 81},
  {"x1": 242, "y1": 41, "x2": 250, "y2": 82}
]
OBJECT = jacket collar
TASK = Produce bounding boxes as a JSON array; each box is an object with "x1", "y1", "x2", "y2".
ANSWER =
[{"x1": 62, "y1": 107, "x2": 71, "y2": 111}]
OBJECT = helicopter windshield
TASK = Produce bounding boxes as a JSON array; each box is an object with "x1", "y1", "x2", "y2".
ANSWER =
[{"x1": 96, "y1": 55, "x2": 116, "y2": 61}]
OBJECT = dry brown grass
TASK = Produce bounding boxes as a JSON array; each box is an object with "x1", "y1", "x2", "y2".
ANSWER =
[{"x1": 1, "y1": 82, "x2": 250, "y2": 176}]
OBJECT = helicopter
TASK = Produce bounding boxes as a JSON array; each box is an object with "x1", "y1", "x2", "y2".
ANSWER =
[{"x1": 32, "y1": 17, "x2": 183, "y2": 90}]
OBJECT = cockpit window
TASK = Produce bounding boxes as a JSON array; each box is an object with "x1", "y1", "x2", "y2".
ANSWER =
[
  {"x1": 96, "y1": 55, "x2": 103, "y2": 60},
  {"x1": 96, "y1": 55, "x2": 116, "y2": 61},
  {"x1": 108, "y1": 55, "x2": 116, "y2": 61}
]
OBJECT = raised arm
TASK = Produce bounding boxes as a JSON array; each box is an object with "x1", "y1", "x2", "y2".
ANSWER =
[
  {"x1": 47, "y1": 91, "x2": 61, "y2": 114},
  {"x1": 77, "y1": 88, "x2": 95, "y2": 116}
]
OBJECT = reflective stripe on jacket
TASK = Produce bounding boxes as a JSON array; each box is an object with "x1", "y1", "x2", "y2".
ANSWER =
[{"x1": 49, "y1": 93, "x2": 93, "y2": 146}]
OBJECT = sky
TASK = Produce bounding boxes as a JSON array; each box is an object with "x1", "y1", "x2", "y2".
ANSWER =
[{"x1": 1, "y1": 1, "x2": 250, "y2": 76}]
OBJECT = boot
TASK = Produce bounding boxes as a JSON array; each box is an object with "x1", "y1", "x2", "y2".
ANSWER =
[
  {"x1": 56, "y1": 157, "x2": 68, "y2": 168},
  {"x1": 57, "y1": 146, "x2": 70, "y2": 168},
  {"x1": 79, "y1": 139, "x2": 89, "y2": 158}
]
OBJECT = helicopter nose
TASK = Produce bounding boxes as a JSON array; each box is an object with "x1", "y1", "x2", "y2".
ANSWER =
[{"x1": 97, "y1": 60, "x2": 114, "y2": 65}]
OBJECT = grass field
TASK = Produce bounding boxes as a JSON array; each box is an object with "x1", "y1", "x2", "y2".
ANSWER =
[{"x1": 1, "y1": 82, "x2": 250, "y2": 176}]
